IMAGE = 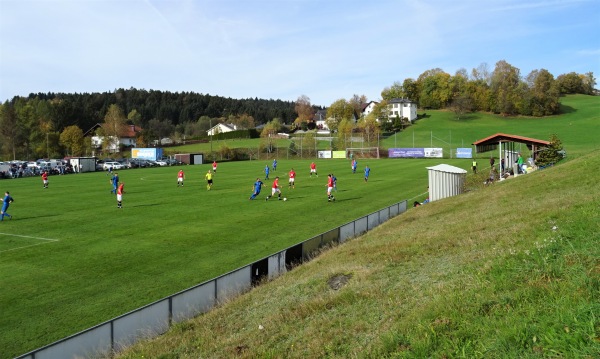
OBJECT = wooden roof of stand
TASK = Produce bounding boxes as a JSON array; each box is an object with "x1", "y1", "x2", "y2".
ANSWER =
[{"x1": 472, "y1": 133, "x2": 550, "y2": 153}]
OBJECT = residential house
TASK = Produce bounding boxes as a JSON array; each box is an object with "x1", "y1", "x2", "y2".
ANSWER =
[
  {"x1": 387, "y1": 98, "x2": 417, "y2": 123},
  {"x1": 86, "y1": 124, "x2": 141, "y2": 153},
  {"x1": 313, "y1": 109, "x2": 358, "y2": 132},
  {"x1": 361, "y1": 101, "x2": 379, "y2": 118},
  {"x1": 207, "y1": 123, "x2": 237, "y2": 136},
  {"x1": 360, "y1": 99, "x2": 418, "y2": 123}
]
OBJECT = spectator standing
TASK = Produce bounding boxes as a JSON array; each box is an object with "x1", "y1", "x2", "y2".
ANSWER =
[{"x1": 472, "y1": 160, "x2": 477, "y2": 174}]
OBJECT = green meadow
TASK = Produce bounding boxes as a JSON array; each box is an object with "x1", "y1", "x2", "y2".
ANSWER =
[
  {"x1": 2, "y1": 158, "x2": 435, "y2": 358},
  {"x1": 1, "y1": 94, "x2": 598, "y2": 358}
]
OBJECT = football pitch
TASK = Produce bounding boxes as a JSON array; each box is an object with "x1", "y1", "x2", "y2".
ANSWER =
[{"x1": 0, "y1": 158, "x2": 445, "y2": 357}]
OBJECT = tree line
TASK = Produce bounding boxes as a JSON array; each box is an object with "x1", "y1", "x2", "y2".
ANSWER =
[
  {"x1": 0, "y1": 59, "x2": 595, "y2": 160},
  {"x1": 0, "y1": 90, "x2": 298, "y2": 159}
]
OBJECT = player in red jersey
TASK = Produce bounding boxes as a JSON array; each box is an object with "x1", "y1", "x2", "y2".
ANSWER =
[
  {"x1": 327, "y1": 174, "x2": 335, "y2": 202},
  {"x1": 212, "y1": 160, "x2": 218, "y2": 173},
  {"x1": 117, "y1": 182, "x2": 125, "y2": 208},
  {"x1": 265, "y1": 176, "x2": 282, "y2": 201},
  {"x1": 288, "y1": 168, "x2": 296, "y2": 189},
  {"x1": 41, "y1": 171, "x2": 49, "y2": 189},
  {"x1": 310, "y1": 162, "x2": 317, "y2": 177},
  {"x1": 177, "y1": 169, "x2": 185, "y2": 187}
]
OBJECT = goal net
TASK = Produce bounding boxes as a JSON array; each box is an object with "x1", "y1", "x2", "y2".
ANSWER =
[{"x1": 346, "y1": 147, "x2": 380, "y2": 159}]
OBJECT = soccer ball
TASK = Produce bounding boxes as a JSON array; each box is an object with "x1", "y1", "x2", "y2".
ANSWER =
[{"x1": 283, "y1": 197, "x2": 287, "y2": 201}]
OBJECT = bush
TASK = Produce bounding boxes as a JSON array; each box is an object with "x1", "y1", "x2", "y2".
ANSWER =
[{"x1": 536, "y1": 134, "x2": 565, "y2": 168}]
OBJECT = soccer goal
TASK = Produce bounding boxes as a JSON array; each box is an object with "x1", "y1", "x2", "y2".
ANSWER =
[{"x1": 346, "y1": 147, "x2": 380, "y2": 159}]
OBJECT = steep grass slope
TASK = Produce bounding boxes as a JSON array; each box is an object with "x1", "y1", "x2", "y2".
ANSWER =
[{"x1": 115, "y1": 150, "x2": 599, "y2": 357}]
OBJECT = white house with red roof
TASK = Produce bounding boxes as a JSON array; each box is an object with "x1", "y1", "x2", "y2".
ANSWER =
[{"x1": 86, "y1": 124, "x2": 141, "y2": 152}]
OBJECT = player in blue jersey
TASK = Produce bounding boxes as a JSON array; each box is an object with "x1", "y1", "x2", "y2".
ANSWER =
[
  {"x1": 1, "y1": 191, "x2": 14, "y2": 220},
  {"x1": 272, "y1": 159, "x2": 277, "y2": 171},
  {"x1": 264, "y1": 164, "x2": 270, "y2": 180},
  {"x1": 364, "y1": 165, "x2": 371, "y2": 183},
  {"x1": 110, "y1": 172, "x2": 119, "y2": 194},
  {"x1": 249, "y1": 178, "x2": 264, "y2": 200}
]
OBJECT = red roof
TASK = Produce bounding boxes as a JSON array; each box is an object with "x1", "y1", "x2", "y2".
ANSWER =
[
  {"x1": 473, "y1": 133, "x2": 550, "y2": 146},
  {"x1": 123, "y1": 125, "x2": 142, "y2": 138}
]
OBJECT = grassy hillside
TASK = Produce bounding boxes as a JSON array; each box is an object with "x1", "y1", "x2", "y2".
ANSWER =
[
  {"x1": 115, "y1": 150, "x2": 600, "y2": 358},
  {"x1": 165, "y1": 95, "x2": 600, "y2": 159},
  {"x1": 385, "y1": 94, "x2": 600, "y2": 158}
]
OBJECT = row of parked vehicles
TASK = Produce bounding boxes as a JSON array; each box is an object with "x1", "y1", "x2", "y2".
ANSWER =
[
  {"x1": 0, "y1": 159, "x2": 74, "y2": 179},
  {"x1": 97, "y1": 158, "x2": 183, "y2": 171},
  {"x1": 0, "y1": 157, "x2": 185, "y2": 179}
]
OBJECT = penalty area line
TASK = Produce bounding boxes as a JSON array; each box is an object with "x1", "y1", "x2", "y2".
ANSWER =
[
  {"x1": 0, "y1": 232, "x2": 60, "y2": 254},
  {"x1": 0, "y1": 232, "x2": 59, "y2": 241},
  {"x1": 0, "y1": 241, "x2": 59, "y2": 253}
]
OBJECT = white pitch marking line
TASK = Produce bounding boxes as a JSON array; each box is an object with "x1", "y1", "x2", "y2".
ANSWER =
[
  {"x1": 0, "y1": 241, "x2": 58, "y2": 253},
  {"x1": 0, "y1": 232, "x2": 59, "y2": 242}
]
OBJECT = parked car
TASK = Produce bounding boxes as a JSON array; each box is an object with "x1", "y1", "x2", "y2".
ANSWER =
[
  {"x1": 102, "y1": 161, "x2": 124, "y2": 170},
  {"x1": 155, "y1": 159, "x2": 168, "y2": 166}
]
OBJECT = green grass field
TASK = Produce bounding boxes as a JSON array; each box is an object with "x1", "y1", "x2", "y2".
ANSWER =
[
  {"x1": 1, "y1": 157, "x2": 441, "y2": 358},
  {"x1": 1, "y1": 94, "x2": 598, "y2": 358},
  {"x1": 117, "y1": 147, "x2": 600, "y2": 359}
]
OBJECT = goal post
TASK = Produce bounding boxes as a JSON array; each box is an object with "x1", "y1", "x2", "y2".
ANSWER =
[{"x1": 345, "y1": 147, "x2": 380, "y2": 159}]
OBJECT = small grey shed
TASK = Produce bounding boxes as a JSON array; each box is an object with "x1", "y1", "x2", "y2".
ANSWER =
[{"x1": 427, "y1": 164, "x2": 467, "y2": 202}]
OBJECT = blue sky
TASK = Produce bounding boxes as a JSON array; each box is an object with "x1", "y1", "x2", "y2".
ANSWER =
[{"x1": 1, "y1": 0, "x2": 599, "y2": 107}]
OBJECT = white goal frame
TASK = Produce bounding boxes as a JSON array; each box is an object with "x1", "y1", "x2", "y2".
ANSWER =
[{"x1": 345, "y1": 147, "x2": 380, "y2": 159}]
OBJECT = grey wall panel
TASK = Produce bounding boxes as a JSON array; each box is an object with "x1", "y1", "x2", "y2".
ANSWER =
[
  {"x1": 268, "y1": 251, "x2": 286, "y2": 279},
  {"x1": 322, "y1": 228, "x2": 339, "y2": 245},
  {"x1": 389, "y1": 203, "x2": 399, "y2": 217},
  {"x1": 399, "y1": 200, "x2": 407, "y2": 214},
  {"x1": 379, "y1": 208, "x2": 390, "y2": 222},
  {"x1": 32, "y1": 323, "x2": 111, "y2": 359},
  {"x1": 355, "y1": 216, "x2": 368, "y2": 235},
  {"x1": 216, "y1": 266, "x2": 252, "y2": 302},
  {"x1": 302, "y1": 235, "x2": 321, "y2": 259},
  {"x1": 113, "y1": 300, "x2": 170, "y2": 350},
  {"x1": 368, "y1": 213, "x2": 379, "y2": 230},
  {"x1": 339, "y1": 222, "x2": 355, "y2": 243},
  {"x1": 172, "y1": 281, "x2": 216, "y2": 323}
]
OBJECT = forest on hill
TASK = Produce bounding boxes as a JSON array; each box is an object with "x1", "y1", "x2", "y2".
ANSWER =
[{"x1": 0, "y1": 59, "x2": 596, "y2": 161}]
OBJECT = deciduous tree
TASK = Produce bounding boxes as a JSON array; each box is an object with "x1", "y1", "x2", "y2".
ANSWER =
[
  {"x1": 59, "y1": 125, "x2": 84, "y2": 156},
  {"x1": 102, "y1": 104, "x2": 127, "y2": 151},
  {"x1": 294, "y1": 95, "x2": 314, "y2": 126},
  {"x1": 326, "y1": 99, "x2": 354, "y2": 132}
]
